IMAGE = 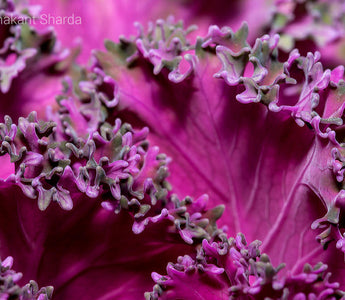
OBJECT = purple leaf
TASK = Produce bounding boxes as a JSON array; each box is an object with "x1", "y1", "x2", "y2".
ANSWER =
[
  {"x1": 93, "y1": 19, "x2": 345, "y2": 290},
  {"x1": 1, "y1": 0, "x2": 345, "y2": 299}
]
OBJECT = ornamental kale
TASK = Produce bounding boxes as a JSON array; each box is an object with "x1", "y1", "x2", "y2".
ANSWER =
[{"x1": 1, "y1": 0, "x2": 345, "y2": 299}]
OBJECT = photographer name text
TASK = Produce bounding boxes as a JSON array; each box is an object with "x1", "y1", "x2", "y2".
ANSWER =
[{"x1": 0, "y1": 13, "x2": 82, "y2": 25}]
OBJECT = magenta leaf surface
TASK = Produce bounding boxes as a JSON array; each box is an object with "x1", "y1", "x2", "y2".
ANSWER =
[
  {"x1": 0, "y1": 45, "x2": 223, "y2": 298},
  {"x1": 92, "y1": 18, "x2": 345, "y2": 294},
  {"x1": 2, "y1": 0, "x2": 345, "y2": 299}
]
